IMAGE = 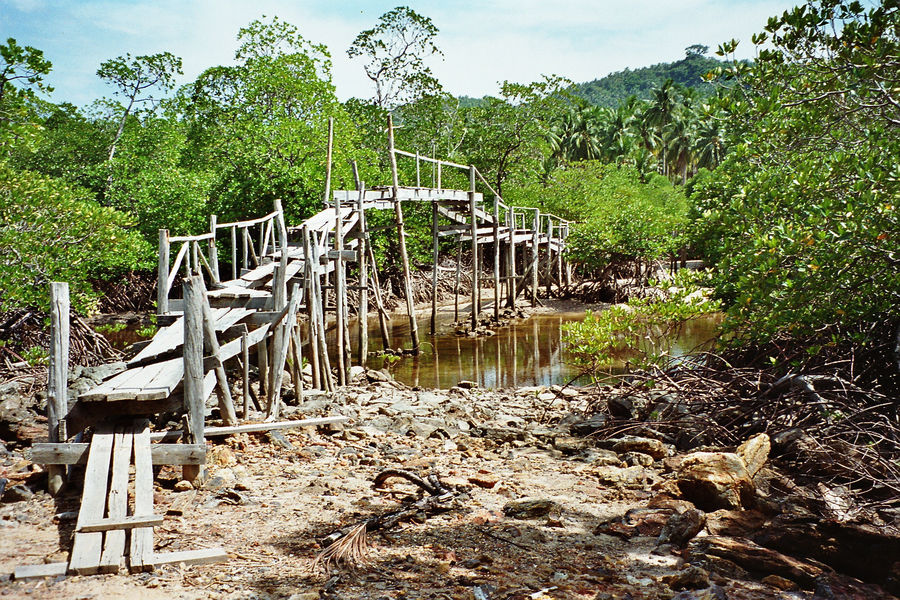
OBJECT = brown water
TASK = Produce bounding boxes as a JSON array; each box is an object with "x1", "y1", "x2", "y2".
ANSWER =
[{"x1": 354, "y1": 311, "x2": 722, "y2": 389}]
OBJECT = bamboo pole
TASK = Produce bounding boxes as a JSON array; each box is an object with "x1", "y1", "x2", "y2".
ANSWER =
[
  {"x1": 47, "y1": 282, "x2": 69, "y2": 495},
  {"x1": 469, "y1": 165, "x2": 479, "y2": 328},
  {"x1": 492, "y1": 196, "x2": 500, "y2": 321},
  {"x1": 388, "y1": 115, "x2": 419, "y2": 354},
  {"x1": 157, "y1": 230, "x2": 169, "y2": 316},
  {"x1": 182, "y1": 276, "x2": 205, "y2": 483}
]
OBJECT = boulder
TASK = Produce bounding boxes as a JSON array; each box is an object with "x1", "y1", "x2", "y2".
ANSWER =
[
  {"x1": 503, "y1": 498, "x2": 561, "y2": 520},
  {"x1": 657, "y1": 508, "x2": 706, "y2": 548},
  {"x1": 736, "y1": 433, "x2": 770, "y2": 477},
  {"x1": 612, "y1": 436, "x2": 669, "y2": 460},
  {"x1": 676, "y1": 452, "x2": 755, "y2": 511}
]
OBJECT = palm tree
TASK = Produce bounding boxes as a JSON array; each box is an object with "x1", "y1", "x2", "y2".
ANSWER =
[{"x1": 644, "y1": 79, "x2": 679, "y2": 176}]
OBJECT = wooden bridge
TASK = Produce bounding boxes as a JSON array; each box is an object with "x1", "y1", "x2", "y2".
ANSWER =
[{"x1": 20, "y1": 118, "x2": 570, "y2": 578}]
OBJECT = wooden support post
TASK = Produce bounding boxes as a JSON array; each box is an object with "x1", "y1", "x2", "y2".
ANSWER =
[
  {"x1": 182, "y1": 276, "x2": 205, "y2": 483},
  {"x1": 267, "y1": 284, "x2": 301, "y2": 420},
  {"x1": 198, "y1": 280, "x2": 238, "y2": 426},
  {"x1": 469, "y1": 165, "x2": 479, "y2": 328},
  {"x1": 531, "y1": 212, "x2": 540, "y2": 306},
  {"x1": 47, "y1": 282, "x2": 69, "y2": 496},
  {"x1": 492, "y1": 196, "x2": 500, "y2": 321},
  {"x1": 191, "y1": 240, "x2": 199, "y2": 278},
  {"x1": 328, "y1": 118, "x2": 347, "y2": 385},
  {"x1": 556, "y1": 226, "x2": 564, "y2": 293},
  {"x1": 454, "y1": 239, "x2": 462, "y2": 322},
  {"x1": 310, "y1": 237, "x2": 334, "y2": 391},
  {"x1": 545, "y1": 217, "x2": 553, "y2": 297},
  {"x1": 367, "y1": 242, "x2": 392, "y2": 351},
  {"x1": 258, "y1": 336, "x2": 268, "y2": 397},
  {"x1": 357, "y1": 181, "x2": 369, "y2": 364},
  {"x1": 274, "y1": 199, "x2": 288, "y2": 252},
  {"x1": 157, "y1": 230, "x2": 169, "y2": 315},
  {"x1": 431, "y1": 200, "x2": 439, "y2": 336},
  {"x1": 388, "y1": 115, "x2": 420, "y2": 354},
  {"x1": 302, "y1": 227, "x2": 321, "y2": 390},
  {"x1": 208, "y1": 215, "x2": 220, "y2": 284},
  {"x1": 507, "y1": 207, "x2": 516, "y2": 308},
  {"x1": 241, "y1": 325, "x2": 250, "y2": 419},
  {"x1": 290, "y1": 325, "x2": 304, "y2": 404},
  {"x1": 416, "y1": 151, "x2": 421, "y2": 187},
  {"x1": 241, "y1": 227, "x2": 249, "y2": 272}
]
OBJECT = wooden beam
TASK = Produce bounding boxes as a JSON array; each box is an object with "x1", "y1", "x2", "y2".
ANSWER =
[
  {"x1": 14, "y1": 562, "x2": 68, "y2": 581},
  {"x1": 150, "y1": 415, "x2": 349, "y2": 440},
  {"x1": 81, "y1": 514, "x2": 165, "y2": 533},
  {"x1": 146, "y1": 548, "x2": 228, "y2": 568}
]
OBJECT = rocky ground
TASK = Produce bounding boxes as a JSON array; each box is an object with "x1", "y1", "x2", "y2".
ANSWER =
[{"x1": 1, "y1": 362, "x2": 899, "y2": 600}]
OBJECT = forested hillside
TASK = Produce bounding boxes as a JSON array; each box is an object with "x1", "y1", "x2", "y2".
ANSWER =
[{"x1": 571, "y1": 47, "x2": 723, "y2": 107}]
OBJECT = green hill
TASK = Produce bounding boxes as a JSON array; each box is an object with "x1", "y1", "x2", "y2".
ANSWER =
[{"x1": 571, "y1": 52, "x2": 725, "y2": 108}]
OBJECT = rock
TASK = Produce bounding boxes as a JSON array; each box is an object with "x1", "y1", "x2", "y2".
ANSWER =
[
  {"x1": 687, "y1": 535, "x2": 824, "y2": 586},
  {"x1": 662, "y1": 565, "x2": 710, "y2": 590},
  {"x1": 1, "y1": 484, "x2": 33, "y2": 503},
  {"x1": 503, "y1": 499, "x2": 561, "y2": 520},
  {"x1": 266, "y1": 431, "x2": 294, "y2": 450},
  {"x1": 79, "y1": 362, "x2": 127, "y2": 383},
  {"x1": 587, "y1": 449, "x2": 625, "y2": 468},
  {"x1": 456, "y1": 380, "x2": 478, "y2": 389},
  {"x1": 670, "y1": 585, "x2": 727, "y2": 600},
  {"x1": 676, "y1": 451, "x2": 755, "y2": 511},
  {"x1": 174, "y1": 480, "x2": 194, "y2": 492},
  {"x1": 705, "y1": 509, "x2": 767, "y2": 537},
  {"x1": 594, "y1": 465, "x2": 652, "y2": 488},
  {"x1": 611, "y1": 436, "x2": 669, "y2": 460},
  {"x1": 208, "y1": 445, "x2": 237, "y2": 467},
  {"x1": 553, "y1": 436, "x2": 588, "y2": 455},
  {"x1": 348, "y1": 366, "x2": 366, "y2": 380},
  {"x1": 762, "y1": 574, "x2": 799, "y2": 591},
  {"x1": 657, "y1": 508, "x2": 706, "y2": 548},
  {"x1": 607, "y1": 396, "x2": 634, "y2": 419},
  {"x1": 736, "y1": 433, "x2": 770, "y2": 477},
  {"x1": 366, "y1": 369, "x2": 392, "y2": 383},
  {"x1": 468, "y1": 473, "x2": 499, "y2": 489},
  {"x1": 623, "y1": 451, "x2": 654, "y2": 467}
]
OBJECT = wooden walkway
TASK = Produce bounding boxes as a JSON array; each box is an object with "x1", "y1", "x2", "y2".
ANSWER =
[{"x1": 22, "y1": 117, "x2": 570, "y2": 580}]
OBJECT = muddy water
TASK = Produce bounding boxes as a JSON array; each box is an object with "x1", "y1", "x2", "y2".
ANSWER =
[{"x1": 353, "y1": 311, "x2": 722, "y2": 389}]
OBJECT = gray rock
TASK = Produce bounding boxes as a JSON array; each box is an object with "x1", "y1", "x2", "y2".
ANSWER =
[
  {"x1": 2, "y1": 484, "x2": 34, "y2": 503},
  {"x1": 569, "y1": 414, "x2": 607, "y2": 437},
  {"x1": 657, "y1": 508, "x2": 706, "y2": 548},
  {"x1": 611, "y1": 435, "x2": 669, "y2": 459},
  {"x1": 456, "y1": 380, "x2": 478, "y2": 389},
  {"x1": 623, "y1": 451, "x2": 654, "y2": 467},
  {"x1": 677, "y1": 451, "x2": 755, "y2": 511},
  {"x1": 503, "y1": 498, "x2": 561, "y2": 519},
  {"x1": 80, "y1": 362, "x2": 127, "y2": 383},
  {"x1": 265, "y1": 431, "x2": 294, "y2": 450},
  {"x1": 607, "y1": 395, "x2": 634, "y2": 419}
]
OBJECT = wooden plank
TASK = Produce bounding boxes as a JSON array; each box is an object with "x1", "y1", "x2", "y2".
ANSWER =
[
  {"x1": 146, "y1": 548, "x2": 228, "y2": 568},
  {"x1": 82, "y1": 514, "x2": 165, "y2": 533},
  {"x1": 68, "y1": 425, "x2": 115, "y2": 575},
  {"x1": 78, "y1": 365, "x2": 151, "y2": 401},
  {"x1": 129, "y1": 423, "x2": 154, "y2": 572},
  {"x1": 135, "y1": 358, "x2": 184, "y2": 401},
  {"x1": 98, "y1": 426, "x2": 132, "y2": 573},
  {"x1": 30, "y1": 443, "x2": 206, "y2": 466},
  {"x1": 14, "y1": 562, "x2": 68, "y2": 581},
  {"x1": 48, "y1": 281, "x2": 69, "y2": 496},
  {"x1": 150, "y1": 416, "x2": 349, "y2": 441}
]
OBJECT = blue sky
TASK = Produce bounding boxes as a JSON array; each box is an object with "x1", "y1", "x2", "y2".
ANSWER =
[{"x1": 2, "y1": 0, "x2": 802, "y2": 108}]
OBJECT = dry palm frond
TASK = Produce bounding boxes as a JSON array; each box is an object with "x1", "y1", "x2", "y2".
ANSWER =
[{"x1": 313, "y1": 522, "x2": 369, "y2": 572}]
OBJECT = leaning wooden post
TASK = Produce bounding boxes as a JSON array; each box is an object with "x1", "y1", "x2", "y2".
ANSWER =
[
  {"x1": 492, "y1": 196, "x2": 500, "y2": 321},
  {"x1": 182, "y1": 276, "x2": 205, "y2": 483},
  {"x1": 388, "y1": 115, "x2": 420, "y2": 354},
  {"x1": 274, "y1": 199, "x2": 288, "y2": 253},
  {"x1": 367, "y1": 242, "x2": 392, "y2": 351},
  {"x1": 199, "y1": 278, "x2": 238, "y2": 425},
  {"x1": 267, "y1": 284, "x2": 301, "y2": 420},
  {"x1": 531, "y1": 211, "x2": 540, "y2": 306},
  {"x1": 357, "y1": 181, "x2": 369, "y2": 364},
  {"x1": 47, "y1": 282, "x2": 69, "y2": 496},
  {"x1": 208, "y1": 215, "x2": 220, "y2": 284},
  {"x1": 469, "y1": 165, "x2": 479, "y2": 328},
  {"x1": 430, "y1": 199, "x2": 439, "y2": 336},
  {"x1": 157, "y1": 229, "x2": 169, "y2": 316},
  {"x1": 327, "y1": 118, "x2": 348, "y2": 384}
]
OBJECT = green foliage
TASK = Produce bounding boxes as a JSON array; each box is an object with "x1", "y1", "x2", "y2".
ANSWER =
[
  {"x1": 692, "y1": 0, "x2": 900, "y2": 343},
  {"x1": 94, "y1": 322, "x2": 126, "y2": 334},
  {"x1": 0, "y1": 163, "x2": 149, "y2": 312},
  {"x1": 563, "y1": 270, "x2": 720, "y2": 377},
  {"x1": 348, "y1": 6, "x2": 442, "y2": 109},
  {"x1": 507, "y1": 163, "x2": 689, "y2": 269},
  {"x1": 0, "y1": 37, "x2": 53, "y2": 156},
  {"x1": 21, "y1": 345, "x2": 48, "y2": 367}
]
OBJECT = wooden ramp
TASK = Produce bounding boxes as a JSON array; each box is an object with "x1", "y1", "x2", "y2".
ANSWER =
[{"x1": 15, "y1": 420, "x2": 225, "y2": 580}]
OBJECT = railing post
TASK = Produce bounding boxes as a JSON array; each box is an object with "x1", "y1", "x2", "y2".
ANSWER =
[
  {"x1": 208, "y1": 215, "x2": 220, "y2": 284},
  {"x1": 157, "y1": 229, "x2": 169, "y2": 315},
  {"x1": 492, "y1": 195, "x2": 500, "y2": 321},
  {"x1": 469, "y1": 165, "x2": 479, "y2": 328},
  {"x1": 47, "y1": 282, "x2": 69, "y2": 495}
]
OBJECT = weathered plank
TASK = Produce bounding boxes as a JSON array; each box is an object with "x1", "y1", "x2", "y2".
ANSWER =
[
  {"x1": 30, "y1": 443, "x2": 206, "y2": 466},
  {"x1": 68, "y1": 425, "x2": 115, "y2": 575},
  {"x1": 129, "y1": 423, "x2": 154, "y2": 572},
  {"x1": 13, "y1": 562, "x2": 68, "y2": 581},
  {"x1": 98, "y1": 426, "x2": 132, "y2": 573},
  {"x1": 81, "y1": 514, "x2": 165, "y2": 533},
  {"x1": 146, "y1": 548, "x2": 228, "y2": 568}
]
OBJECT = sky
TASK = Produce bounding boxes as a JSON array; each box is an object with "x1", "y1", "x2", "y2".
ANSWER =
[{"x1": 1, "y1": 0, "x2": 803, "y2": 108}]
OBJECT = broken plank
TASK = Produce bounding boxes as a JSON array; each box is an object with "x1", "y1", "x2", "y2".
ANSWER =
[
  {"x1": 13, "y1": 562, "x2": 68, "y2": 581},
  {"x1": 150, "y1": 416, "x2": 349, "y2": 441},
  {"x1": 81, "y1": 514, "x2": 165, "y2": 533},
  {"x1": 146, "y1": 547, "x2": 228, "y2": 568},
  {"x1": 68, "y1": 425, "x2": 115, "y2": 575}
]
